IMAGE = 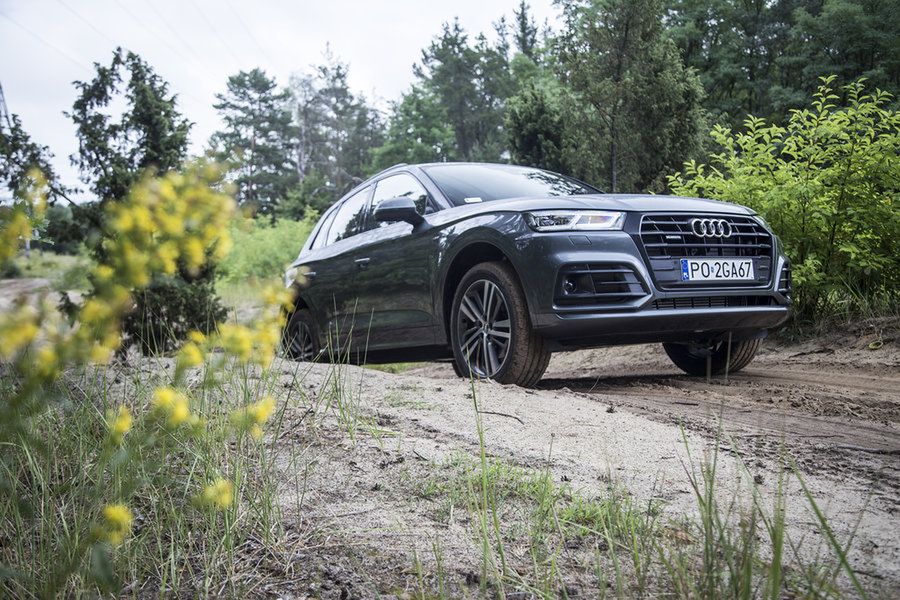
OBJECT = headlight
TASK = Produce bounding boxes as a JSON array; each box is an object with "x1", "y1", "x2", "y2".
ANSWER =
[
  {"x1": 285, "y1": 266, "x2": 298, "y2": 288},
  {"x1": 525, "y1": 210, "x2": 625, "y2": 232}
]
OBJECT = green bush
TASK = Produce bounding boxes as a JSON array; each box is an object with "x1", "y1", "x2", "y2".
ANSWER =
[
  {"x1": 217, "y1": 216, "x2": 316, "y2": 283},
  {"x1": 669, "y1": 77, "x2": 900, "y2": 321}
]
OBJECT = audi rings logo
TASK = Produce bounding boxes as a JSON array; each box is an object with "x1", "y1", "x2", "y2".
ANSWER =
[{"x1": 690, "y1": 218, "x2": 732, "y2": 238}]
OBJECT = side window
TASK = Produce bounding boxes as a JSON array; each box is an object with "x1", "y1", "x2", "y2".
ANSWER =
[
  {"x1": 310, "y1": 209, "x2": 338, "y2": 250},
  {"x1": 325, "y1": 187, "x2": 370, "y2": 245},
  {"x1": 369, "y1": 174, "x2": 430, "y2": 230}
]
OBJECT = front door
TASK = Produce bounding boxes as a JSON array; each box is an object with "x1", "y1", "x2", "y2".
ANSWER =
[{"x1": 351, "y1": 173, "x2": 436, "y2": 349}]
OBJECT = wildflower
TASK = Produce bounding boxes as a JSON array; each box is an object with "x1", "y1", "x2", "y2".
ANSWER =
[
  {"x1": 176, "y1": 342, "x2": 204, "y2": 370},
  {"x1": 196, "y1": 478, "x2": 233, "y2": 510},
  {"x1": 106, "y1": 406, "x2": 132, "y2": 445},
  {"x1": 0, "y1": 316, "x2": 39, "y2": 359},
  {"x1": 101, "y1": 503, "x2": 133, "y2": 546},
  {"x1": 33, "y1": 346, "x2": 59, "y2": 379},
  {"x1": 230, "y1": 396, "x2": 276, "y2": 440},
  {"x1": 151, "y1": 387, "x2": 190, "y2": 427},
  {"x1": 219, "y1": 324, "x2": 253, "y2": 362},
  {"x1": 183, "y1": 237, "x2": 205, "y2": 270}
]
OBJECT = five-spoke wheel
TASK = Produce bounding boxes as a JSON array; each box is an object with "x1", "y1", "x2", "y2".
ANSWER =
[{"x1": 450, "y1": 261, "x2": 550, "y2": 387}]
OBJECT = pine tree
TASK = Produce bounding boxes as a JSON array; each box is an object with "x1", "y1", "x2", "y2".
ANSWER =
[
  {"x1": 557, "y1": 0, "x2": 705, "y2": 192},
  {"x1": 211, "y1": 68, "x2": 296, "y2": 216},
  {"x1": 68, "y1": 49, "x2": 223, "y2": 354}
]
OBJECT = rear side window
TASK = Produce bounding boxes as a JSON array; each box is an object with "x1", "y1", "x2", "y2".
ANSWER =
[
  {"x1": 310, "y1": 209, "x2": 338, "y2": 250},
  {"x1": 368, "y1": 174, "x2": 430, "y2": 230},
  {"x1": 325, "y1": 187, "x2": 370, "y2": 245}
]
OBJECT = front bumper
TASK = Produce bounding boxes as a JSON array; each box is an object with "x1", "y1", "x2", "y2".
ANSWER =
[{"x1": 511, "y1": 222, "x2": 791, "y2": 349}]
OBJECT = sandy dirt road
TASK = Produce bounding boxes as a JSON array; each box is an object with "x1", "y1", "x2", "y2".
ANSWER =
[{"x1": 264, "y1": 320, "x2": 900, "y2": 596}]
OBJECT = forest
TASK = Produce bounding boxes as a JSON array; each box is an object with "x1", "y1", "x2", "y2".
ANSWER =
[{"x1": 2, "y1": 0, "x2": 898, "y2": 324}]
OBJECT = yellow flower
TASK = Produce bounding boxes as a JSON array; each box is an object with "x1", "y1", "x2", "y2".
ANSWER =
[
  {"x1": 230, "y1": 396, "x2": 276, "y2": 439},
  {"x1": 155, "y1": 241, "x2": 179, "y2": 275},
  {"x1": 101, "y1": 503, "x2": 133, "y2": 546},
  {"x1": 197, "y1": 479, "x2": 233, "y2": 510},
  {"x1": 219, "y1": 324, "x2": 253, "y2": 362},
  {"x1": 0, "y1": 318, "x2": 38, "y2": 359},
  {"x1": 151, "y1": 387, "x2": 190, "y2": 427},
  {"x1": 183, "y1": 237, "x2": 205, "y2": 270},
  {"x1": 90, "y1": 344, "x2": 114, "y2": 364},
  {"x1": 176, "y1": 342, "x2": 204, "y2": 370},
  {"x1": 33, "y1": 346, "x2": 59, "y2": 379},
  {"x1": 106, "y1": 406, "x2": 132, "y2": 444}
]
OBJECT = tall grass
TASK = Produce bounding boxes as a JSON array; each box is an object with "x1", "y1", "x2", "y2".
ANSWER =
[{"x1": 407, "y1": 390, "x2": 874, "y2": 599}]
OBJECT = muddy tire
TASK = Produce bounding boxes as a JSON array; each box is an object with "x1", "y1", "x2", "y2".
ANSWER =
[
  {"x1": 663, "y1": 338, "x2": 761, "y2": 376},
  {"x1": 282, "y1": 309, "x2": 320, "y2": 362},
  {"x1": 450, "y1": 261, "x2": 550, "y2": 387}
]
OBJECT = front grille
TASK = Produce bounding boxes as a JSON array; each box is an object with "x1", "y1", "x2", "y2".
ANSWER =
[
  {"x1": 555, "y1": 263, "x2": 648, "y2": 306},
  {"x1": 639, "y1": 214, "x2": 773, "y2": 289},
  {"x1": 652, "y1": 296, "x2": 775, "y2": 310}
]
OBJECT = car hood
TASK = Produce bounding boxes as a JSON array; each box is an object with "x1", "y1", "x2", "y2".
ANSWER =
[{"x1": 430, "y1": 194, "x2": 754, "y2": 225}]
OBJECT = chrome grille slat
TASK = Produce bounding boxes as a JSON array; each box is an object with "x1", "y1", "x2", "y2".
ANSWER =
[{"x1": 639, "y1": 213, "x2": 774, "y2": 290}]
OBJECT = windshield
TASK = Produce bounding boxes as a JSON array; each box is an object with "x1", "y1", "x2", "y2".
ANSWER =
[{"x1": 421, "y1": 164, "x2": 599, "y2": 206}]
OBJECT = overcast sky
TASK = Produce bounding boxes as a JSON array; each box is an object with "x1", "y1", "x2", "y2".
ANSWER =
[{"x1": 0, "y1": 0, "x2": 559, "y2": 199}]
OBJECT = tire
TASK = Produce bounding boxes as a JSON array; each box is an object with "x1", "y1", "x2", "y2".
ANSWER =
[
  {"x1": 450, "y1": 261, "x2": 550, "y2": 387},
  {"x1": 662, "y1": 338, "x2": 761, "y2": 376},
  {"x1": 282, "y1": 309, "x2": 321, "y2": 362}
]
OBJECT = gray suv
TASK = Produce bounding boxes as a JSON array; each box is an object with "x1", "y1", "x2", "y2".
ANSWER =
[{"x1": 283, "y1": 163, "x2": 791, "y2": 387}]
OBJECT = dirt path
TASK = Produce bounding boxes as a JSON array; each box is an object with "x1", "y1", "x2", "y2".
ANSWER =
[{"x1": 267, "y1": 325, "x2": 900, "y2": 596}]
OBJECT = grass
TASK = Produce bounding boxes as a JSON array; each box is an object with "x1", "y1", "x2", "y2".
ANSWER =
[
  {"x1": 400, "y1": 393, "x2": 874, "y2": 599},
  {"x1": 0, "y1": 314, "x2": 878, "y2": 598},
  {"x1": 7, "y1": 249, "x2": 93, "y2": 290}
]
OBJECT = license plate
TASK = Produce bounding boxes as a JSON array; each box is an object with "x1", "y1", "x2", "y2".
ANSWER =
[{"x1": 681, "y1": 258, "x2": 754, "y2": 282}]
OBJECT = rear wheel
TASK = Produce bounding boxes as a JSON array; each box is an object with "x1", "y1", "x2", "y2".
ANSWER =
[
  {"x1": 450, "y1": 261, "x2": 550, "y2": 387},
  {"x1": 662, "y1": 338, "x2": 760, "y2": 376},
  {"x1": 283, "y1": 309, "x2": 320, "y2": 362}
]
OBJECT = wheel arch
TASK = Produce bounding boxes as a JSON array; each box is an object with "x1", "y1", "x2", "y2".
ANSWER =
[{"x1": 438, "y1": 237, "x2": 527, "y2": 345}]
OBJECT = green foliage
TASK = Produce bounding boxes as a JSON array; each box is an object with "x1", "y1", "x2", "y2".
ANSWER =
[
  {"x1": 0, "y1": 112, "x2": 67, "y2": 203},
  {"x1": 505, "y1": 82, "x2": 567, "y2": 172},
  {"x1": 68, "y1": 48, "x2": 191, "y2": 205},
  {"x1": 372, "y1": 88, "x2": 456, "y2": 170},
  {"x1": 42, "y1": 203, "x2": 97, "y2": 254},
  {"x1": 556, "y1": 0, "x2": 707, "y2": 192},
  {"x1": 410, "y1": 18, "x2": 514, "y2": 162},
  {"x1": 68, "y1": 49, "x2": 227, "y2": 355},
  {"x1": 124, "y1": 277, "x2": 227, "y2": 354},
  {"x1": 669, "y1": 77, "x2": 900, "y2": 320},
  {"x1": 211, "y1": 69, "x2": 297, "y2": 216},
  {"x1": 667, "y1": 0, "x2": 900, "y2": 127},
  {"x1": 217, "y1": 217, "x2": 316, "y2": 284},
  {"x1": 287, "y1": 53, "x2": 383, "y2": 208}
]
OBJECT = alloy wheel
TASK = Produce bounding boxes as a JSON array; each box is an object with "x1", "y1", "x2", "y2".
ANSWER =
[
  {"x1": 456, "y1": 279, "x2": 512, "y2": 377},
  {"x1": 290, "y1": 322, "x2": 316, "y2": 361}
]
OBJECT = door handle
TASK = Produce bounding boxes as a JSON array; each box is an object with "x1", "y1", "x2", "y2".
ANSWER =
[{"x1": 355, "y1": 258, "x2": 371, "y2": 269}]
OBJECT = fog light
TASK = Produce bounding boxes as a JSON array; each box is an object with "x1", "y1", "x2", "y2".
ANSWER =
[{"x1": 563, "y1": 277, "x2": 577, "y2": 294}]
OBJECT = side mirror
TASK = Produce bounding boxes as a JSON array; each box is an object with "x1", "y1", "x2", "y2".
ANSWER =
[{"x1": 373, "y1": 197, "x2": 425, "y2": 226}]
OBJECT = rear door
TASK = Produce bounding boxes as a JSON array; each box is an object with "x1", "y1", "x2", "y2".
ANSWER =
[{"x1": 351, "y1": 172, "x2": 437, "y2": 349}]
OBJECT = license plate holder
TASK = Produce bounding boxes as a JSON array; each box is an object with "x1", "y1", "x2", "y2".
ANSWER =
[{"x1": 681, "y1": 258, "x2": 755, "y2": 282}]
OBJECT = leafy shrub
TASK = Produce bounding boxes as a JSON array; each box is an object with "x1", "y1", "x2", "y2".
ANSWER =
[
  {"x1": 217, "y1": 216, "x2": 316, "y2": 283},
  {"x1": 669, "y1": 77, "x2": 900, "y2": 321},
  {"x1": 0, "y1": 165, "x2": 291, "y2": 596}
]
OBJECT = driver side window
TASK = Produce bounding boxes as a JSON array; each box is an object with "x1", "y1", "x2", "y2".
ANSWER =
[{"x1": 368, "y1": 174, "x2": 430, "y2": 230}]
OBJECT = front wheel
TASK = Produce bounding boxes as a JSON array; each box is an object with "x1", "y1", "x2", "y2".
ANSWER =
[
  {"x1": 450, "y1": 261, "x2": 550, "y2": 387},
  {"x1": 662, "y1": 338, "x2": 761, "y2": 376},
  {"x1": 282, "y1": 309, "x2": 321, "y2": 362}
]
